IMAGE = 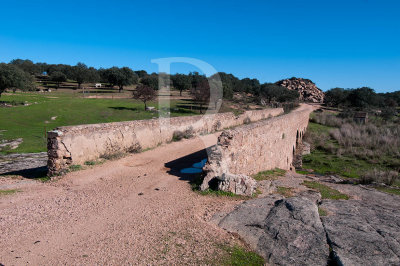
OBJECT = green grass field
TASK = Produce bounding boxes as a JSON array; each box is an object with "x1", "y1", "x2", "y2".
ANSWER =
[{"x1": 0, "y1": 92, "x2": 198, "y2": 154}]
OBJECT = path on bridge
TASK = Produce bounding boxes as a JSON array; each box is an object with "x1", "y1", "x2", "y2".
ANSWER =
[{"x1": 0, "y1": 133, "x2": 244, "y2": 265}]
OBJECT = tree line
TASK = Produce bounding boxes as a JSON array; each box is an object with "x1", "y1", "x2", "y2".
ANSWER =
[
  {"x1": 324, "y1": 87, "x2": 400, "y2": 119},
  {"x1": 0, "y1": 59, "x2": 300, "y2": 103}
]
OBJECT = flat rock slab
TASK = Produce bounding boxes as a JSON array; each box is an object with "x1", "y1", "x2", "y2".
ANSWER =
[
  {"x1": 0, "y1": 152, "x2": 47, "y2": 175},
  {"x1": 321, "y1": 191, "x2": 400, "y2": 265},
  {"x1": 258, "y1": 196, "x2": 329, "y2": 265},
  {"x1": 218, "y1": 195, "x2": 283, "y2": 249},
  {"x1": 218, "y1": 183, "x2": 400, "y2": 266}
]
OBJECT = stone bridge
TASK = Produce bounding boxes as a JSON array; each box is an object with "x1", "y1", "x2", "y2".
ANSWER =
[
  {"x1": 47, "y1": 105, "x2": 313, "y2": 185},
  {"x1": 201, "y1": 104, "x2": 313, "y2": 195},
  {"x1": 47, "y1": 108, "x2": 284, "y2": 175}
]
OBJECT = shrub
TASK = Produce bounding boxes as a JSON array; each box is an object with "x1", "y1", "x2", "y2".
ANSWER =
[
  {"x1": 173, "y1": 127, "x2": 195, "y2": 141},
  {"x1": 127, "y1": 143, "x2": 141, "y2": 153},
  {"x1": 183, "y1": 126, "x2": 195, "y2": 139},
  {"x1": 213, "y1": 120, "x2": 222, "y2": 131},
  {"x1": 172, "y1": 130, "x2": 184, "y2": 141},
  {"x1": 100, "y1": 152, "x2": 126, "y2": 160},
  {"x1": 360, "y1": 169, "x2": 399, "y2": 186},
  {"x1": 69, "y1": 165, "x2": 82, "y2": 171},
  {"x1": 310, "y1": 112, "x2": 344, "y2": 127},
  {"x1": 308, "y1": 112, "x2": 400, "y2": 163}
]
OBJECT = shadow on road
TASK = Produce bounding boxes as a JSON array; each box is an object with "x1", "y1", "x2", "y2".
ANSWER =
[
  {"x1": 0, "y1": 166, "x2": 48, "y2": 180},
  {"x1": 165, "y1": 148, "x2": 210, "y2": 187}
]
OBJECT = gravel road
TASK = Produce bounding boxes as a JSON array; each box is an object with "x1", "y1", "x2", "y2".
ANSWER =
[{"x1": 0, "y1": 134, "x2": 243, "y2": 265}]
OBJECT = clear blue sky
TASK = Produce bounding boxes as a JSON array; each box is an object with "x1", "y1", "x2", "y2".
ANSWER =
[{"x1": 0, "y1": 0, "x2": 399, "y2": 92}]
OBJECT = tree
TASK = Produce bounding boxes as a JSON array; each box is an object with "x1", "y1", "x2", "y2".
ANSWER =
[
  {"x1": 87, "y1": 67, "x2": 101, "y2": 83},
  {"x1": 172, "y1": 74, "x2": 192, "y2": 96},
  {"x1": 50, "y1": 71, "x2": 67, "y2": 89},
  {"x1": 72, "y1": 63, "x2": 90, "y2": 89},
  {"x1": 133, "y1": 84, "x2": 156, "y2": 110},
  {"x1": 381, "y1": 91, "x2": 400, "y2": 106},
  {"x1": 141, "y1": 74, "x2": 159, "y2": 90},
  {"x1": 348, "y1": 87, "x2": 379, "y2": 109},
  {"x1": 381, "y1": 107, "x2": 397, "y2": 121},
  {"x1": 101, "y1": 67, "x2": 138, "y2": 92},
  {"x1": 324, "y1": 87, "x2": 349, "y2": 107},
  {"x1": 192, "y1": 80, "x2": 210, "y2": 113},
  {"x1": 158, "y1": 72, "x2": 171, "y2": 89},
  {"x1": 0, "y1": 63, "x2": 34, "y2": 97},
  {"x1": 135, "y1": 70, "x2": 148, "y2": 78},
  {"x1": 116, "y1": 67, "x2": 138, "y2": 92},
  {"x1": 47, "y1": 64, "x2": 74, "y2": 78},
  {"x1": 210, "y1": 72, "x2": 241, "y2": 99},
  {"x1": 9, "y1": 59, "x2": 39, "y2": 75},
  {"x1": 241, "y1": 78, "x2": 261, "y2": 94},
  {"x1": 260, "y1": 83, "x2": 299, "y2": 103}
]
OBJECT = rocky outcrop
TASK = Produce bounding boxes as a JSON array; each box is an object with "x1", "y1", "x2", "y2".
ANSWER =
[{"x1": 276, "y1": 77, "x2": 324, "y2": 103}]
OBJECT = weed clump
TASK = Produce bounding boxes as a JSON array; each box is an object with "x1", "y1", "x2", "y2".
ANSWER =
[
  {"x1": 172, "y1": 127, "x2": 195, "y2": 141},
  {"x1": 100, "y1": 152, "x2": 126, "y2": 161},
  {"x1": 302, "y1": 181, "x2": 349, "y2": 200},
  {"x1": 252, "y1": 168, "x2": 286, "y2": 181}
]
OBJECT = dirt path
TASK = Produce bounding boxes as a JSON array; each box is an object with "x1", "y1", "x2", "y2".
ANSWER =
[{"x1": 0, "y1": 134, "x2": 243, "y2": 265}]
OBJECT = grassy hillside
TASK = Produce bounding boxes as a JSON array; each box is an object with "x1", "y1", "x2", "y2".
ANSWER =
[{"x1": 0, "y1": 92, "x2": 197, "y2": 154}]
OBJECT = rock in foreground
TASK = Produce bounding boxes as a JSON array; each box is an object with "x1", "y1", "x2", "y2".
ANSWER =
[
  {"x1": 321, "y1": 196, "x2": 400, "y2": 265},
  {"x1": 218, "y1": 192, "x2": 329, "y2": 265},
  {"x1": 217, "y1": 184, "x2": 400, "y2": 265}
]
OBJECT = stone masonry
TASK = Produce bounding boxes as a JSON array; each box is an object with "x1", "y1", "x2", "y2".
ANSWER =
[
  {"x1": 201, "y1": 105, "x2": 313, "y2": 193},
  {"x1": 47, "y1": 108, "x2": 283, "y2": 175}
]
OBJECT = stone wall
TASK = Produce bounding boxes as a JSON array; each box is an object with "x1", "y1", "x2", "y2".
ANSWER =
[
  {"x1": 201, "y1": 105, "x2": 313, "y2": 193},
  {"x1": 47, "y1": 108, "x2": 283, "y2": 175}
]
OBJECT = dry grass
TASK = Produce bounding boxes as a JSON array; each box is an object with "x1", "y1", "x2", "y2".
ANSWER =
[
  {"x1": 360, "y1": 169, "x2": 399, "y2": 186},
  {"x1": 329, "y1": 122, "x2": 400, "y2": 161},
  {"x1": 308, "y1": 112, "x2": 400, "y2": 172}
]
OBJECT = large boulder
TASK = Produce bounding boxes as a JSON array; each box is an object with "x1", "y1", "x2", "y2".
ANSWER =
[
  {"x1": 218, "y1": 192, "x2": 329, "y2": 265},
  {"x1": 276, "y1": 77, "x2": 324, "y2": 103}
]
